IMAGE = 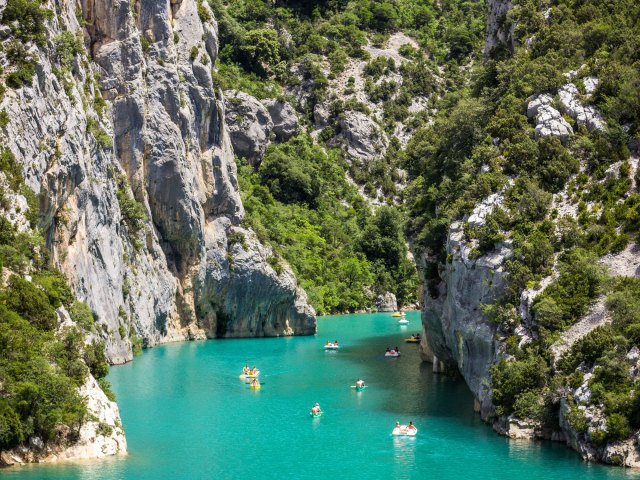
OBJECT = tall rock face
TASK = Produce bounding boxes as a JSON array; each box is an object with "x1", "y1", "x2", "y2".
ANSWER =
[
  {"x1": 484, "y1": 0, "x2": 514, "y2": 58},
  {"x1": 417, "y1": 218, "x2": 510, "y2": 418},
  {"x1": 1, "y1": 0, "x2": 315, "y2": 365}
]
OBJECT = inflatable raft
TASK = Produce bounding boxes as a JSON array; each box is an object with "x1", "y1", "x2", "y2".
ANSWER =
[
  {"x1": 392, "y1": 426, "x2": 418, "y2": 436},
  {"x1": 385, "y1": 351, "x2": 400, "y2": 357},
  {"x1": 324, "y1": 344, "x2": 339, "y2": 350}
]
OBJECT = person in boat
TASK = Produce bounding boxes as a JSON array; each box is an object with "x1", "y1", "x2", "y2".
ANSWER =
[
  {"x1": 243, "y1": 364, "x2": 250, "y2": 375},
  {"x1": 334, "y1": 340, "x2": 339, "y2": 346},
  {"x1": 251, "y1": 365, "x2": 258, "y2": 375},
  {"x1": 326, "y1": 341, "x2": 330, "y2": 346},
  {"x1": 250, "y1": 377, "x2": 260, "y2": 387},
  {"x1": 395, "y1": 421, "x2": 401, "y2": 431},
  {"x1": 356, "y1": 379, "x2": 365, "y2": 388},
  {"x1": 311, "y1": 403, "x2": 321, "y2": 415},
  {"x1": 407, "y1": 421, "x2": 416, "y2": 432},
  {"x1": 394, "y1": 346, "x2": 400, "y2": 354},
  {"x1": 386, "y1": 347, "x2": 391, "y2": 354}
]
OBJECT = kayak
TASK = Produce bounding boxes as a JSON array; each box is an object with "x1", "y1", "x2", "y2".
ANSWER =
[
  {"x1": 250, "y1": 383, "x2": 261, "y2": 390},
  {"x1": 391, "y1": 312, "x2": 402, "y2": 317},
  {"x1": 392, "y1": 426, "x2": 418, "y2": 436},
  {"x1": 405, "y1": 338, "x2": 420, "y2": 343},
  {"x1": 385, "y1": 351, "x2": 400, "y2": 357},
  {"x1": 310, "y1": 412, "x2": 323, "y2": 418},
  {"x1": 324, "y1": 344, "x2": 339, "y2": 350},
  {"x1": 398, "y1": 319, "x2": 409, "y2": 324},
  {"x1": 239, "y1": 370, "x2": 260, "y2": 379}
]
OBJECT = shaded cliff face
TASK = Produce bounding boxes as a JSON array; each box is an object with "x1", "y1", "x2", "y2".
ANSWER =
[{"x1": 1, "y1": 0, "x2": 315, "y2": 364}]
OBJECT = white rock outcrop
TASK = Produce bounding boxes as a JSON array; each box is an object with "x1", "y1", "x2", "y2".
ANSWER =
[
  {"x1": 533, "y1": 105, "x2": 573, "y2": 143},
  {"x1": 558, "y1": 83, "x2": 604, "y2": 132}
]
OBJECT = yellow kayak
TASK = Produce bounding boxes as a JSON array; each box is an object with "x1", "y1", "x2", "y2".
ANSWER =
[
  {"x1": 239, "y1": 370, "x2": 260, "y2": 379},
  {"x1": 405, "y1": 338, "x2": 420, "y2": 343},
  {"x1": 250, "y1": 384, "x2": 261, "y2": 390},
  {"x1": 391, "y1": 312, "x2": 402, "y2": 317}
]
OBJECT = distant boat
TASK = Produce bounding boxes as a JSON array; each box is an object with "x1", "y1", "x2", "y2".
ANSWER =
[
  {"x1": 391, "y1": 312, "x2": 402, "y2": 317},
  {"x1": 398, "y1": 318, "x2": 409, "y2": 324},
  {"x1": 405, "y1": 337, "x2": 420, "y2": 343}
]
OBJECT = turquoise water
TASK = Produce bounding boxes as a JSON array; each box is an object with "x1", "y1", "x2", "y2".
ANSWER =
[{"x1": 4, "y1": 311, "x2": 640, "y2": 479}]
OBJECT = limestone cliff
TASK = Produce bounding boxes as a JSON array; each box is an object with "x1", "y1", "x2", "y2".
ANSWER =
[{"x1": 0, "y1": 0, "x2": 315, "y2": 367}]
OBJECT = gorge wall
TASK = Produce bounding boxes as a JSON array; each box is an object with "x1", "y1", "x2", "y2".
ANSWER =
[{"x1": 1, "y1": 0, "x2": 315, "y2": 365}]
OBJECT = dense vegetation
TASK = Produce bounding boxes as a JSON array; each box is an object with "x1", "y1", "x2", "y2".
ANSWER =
[
  {"x1": 395, "y1": 0, "x2": 639, "y2": 439},
  {"x1": 0, "y1": 215, "x2": 113, "y2": 451},
  {"x1": 239, "y1": 135, "x2": 417, "y2": 314}
]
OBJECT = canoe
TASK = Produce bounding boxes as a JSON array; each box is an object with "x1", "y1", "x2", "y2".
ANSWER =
[
  {"x1": 405, "y1": 338, "x2": 420, "y2": 343},
  {"x1": 392, "y1": 426, "x2": 417, "y2": 436}
]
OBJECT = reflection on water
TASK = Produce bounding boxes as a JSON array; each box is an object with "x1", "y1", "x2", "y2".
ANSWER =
[{"x1": 392, "y1": 435, "x2": 417, "y2": 470}]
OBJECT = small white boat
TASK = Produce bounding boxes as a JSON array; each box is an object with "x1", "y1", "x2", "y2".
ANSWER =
[
  {"x1": 324, "y1": 344, "x2": 339, "y2": 350},
  {"x1": 392, "y1": 426, "x2": 417, "y2": 436},
  {"x1": 398, "y1": 319, "x2": 409, "y2": 324},
  {"x1": 385, "y1": 351, "x2": 400, "y2": 357}
]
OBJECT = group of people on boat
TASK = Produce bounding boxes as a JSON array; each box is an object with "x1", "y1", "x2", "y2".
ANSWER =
[
  {"x1": 408, "y1": 333, "x2": 421, "y2": 341},
  {"x1": 324, "y1": 340, "x2": 339, "y2": 348},
  {"x1": 310, "y1": 403, "x2": 322, "y2": 415},
  {"x1": 394, "y1": 421, "x2": 417, "y2": 434},
  {"x1": 242, "y1": 364, "x2": 259, "y2": 376},
  {"x1": 385, "y1": 346, "x2": 400, "y2": 355}
]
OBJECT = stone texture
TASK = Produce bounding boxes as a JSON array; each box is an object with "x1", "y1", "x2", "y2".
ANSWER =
[
  {"x1": 558, "y1": 83, "x2": 605, "y2": 132},
  {"x1": 224, "y1": 90, "x2": 273, "y2": 164},
  {"x1": 374, "y1": 292, "x2": 398, "y2": 312},
  {"x1": 534, "y1": 105, "x2": 573, "y2": 144},
  {"x1": 417, "y1": 219, "x2": 511, "y2": 419},
  {"x1": 263, "y1": 98, "x2": 300, "y2": 141},
  {"x1": 336, "y1": 111, "x2": 388, "y2": 162}
]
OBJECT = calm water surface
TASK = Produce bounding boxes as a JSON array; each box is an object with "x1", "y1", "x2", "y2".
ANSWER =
[{"x1": 5, "y1": 311, "x2": 640, "y2": 479}]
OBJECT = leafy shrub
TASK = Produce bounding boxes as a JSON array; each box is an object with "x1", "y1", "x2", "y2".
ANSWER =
[
  {"x1": 3, "y1": 275, "x2": 57, "y2": 330},
  {"x1": 490, "y1": 354, "x2": 548, "y2": 416}
]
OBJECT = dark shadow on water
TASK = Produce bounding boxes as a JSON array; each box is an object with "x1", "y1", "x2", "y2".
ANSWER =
[{"x1": 334, "y1": 331, "x2": 480, "y2": 421}]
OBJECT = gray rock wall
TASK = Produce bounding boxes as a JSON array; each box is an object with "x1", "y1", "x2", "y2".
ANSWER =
[
  {"x1": 417, "y1": 222, "x2": 509, "y2": 418},
  {"x1": 0, "y1": 0, "x2": 315, "y2": 364}
]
